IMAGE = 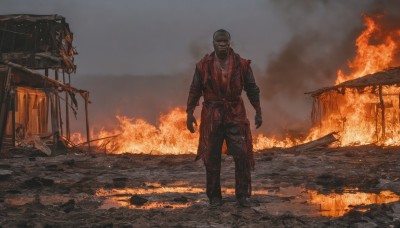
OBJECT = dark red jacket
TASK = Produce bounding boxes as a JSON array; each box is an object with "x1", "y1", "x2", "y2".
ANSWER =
[
  {"x1": 187, "y1": 48, "x2": 261, "y2": 164},
  {"x1": 187, "y1": 48, "x2": 260, "y2": 121}
]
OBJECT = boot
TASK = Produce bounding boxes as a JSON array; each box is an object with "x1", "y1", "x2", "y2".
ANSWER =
[
  {"x1": 210, "y1": 197, "x2": 222, "y2": 207},
  {"x1": 237, "y1": 197, "x2": 251, "y2": 208}
]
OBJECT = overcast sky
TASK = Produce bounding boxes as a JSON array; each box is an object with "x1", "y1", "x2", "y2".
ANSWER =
[
  {"x1": 0, "y1": 0, "x2": 291, "y2": 75},
  {"x1": 2, "y1": 0, "x2": 388, "y2": 77}
]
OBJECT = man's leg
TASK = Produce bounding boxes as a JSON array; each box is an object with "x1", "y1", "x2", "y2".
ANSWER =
[
  {"x1": 226, "y1": 124, "x2": 252, "y2": 206},
  {"x1": 204, "y1": 129, "x2": 224, "y2": 204}
]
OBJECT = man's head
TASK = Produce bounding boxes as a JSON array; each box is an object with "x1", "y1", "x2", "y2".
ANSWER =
[{"x1": 213, "y1": 29, "x2": 231, "y2": 59}]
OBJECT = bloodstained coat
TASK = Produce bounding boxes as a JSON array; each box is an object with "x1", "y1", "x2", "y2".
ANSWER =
[{"x1": 186, "y1": 48, "x2": 261, "y2": 200}]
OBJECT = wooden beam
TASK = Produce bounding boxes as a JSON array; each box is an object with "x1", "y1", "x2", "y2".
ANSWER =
[
  {"x1": 294, "y1": 132, "x2": 338, "y2": 152},
  {"x1": 379, "y1": 86, "x2": 385, "y2": 140},
  {"x1": 84, "y1": 92, "x2": 91, "y2": 152},
  {"x1": 2, "y1": 61, "x2": 87, "y2": 96}
]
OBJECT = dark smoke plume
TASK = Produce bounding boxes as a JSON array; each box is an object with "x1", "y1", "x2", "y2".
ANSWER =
[{"x1": 258, "y1": 0, "x2": 400, "y2": 135}]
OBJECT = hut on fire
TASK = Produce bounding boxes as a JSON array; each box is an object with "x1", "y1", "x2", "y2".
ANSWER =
[
  {"x1": 306, "y1": 67, "x2": 400, "y2": 145},
  {"x1": 0, "y1": 14, "x2": 90, "y2": 154}
]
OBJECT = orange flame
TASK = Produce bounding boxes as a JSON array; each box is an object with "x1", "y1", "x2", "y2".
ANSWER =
[
  {"x1": 336, "y1": 14, "x2": 400, "y2": 84},
  {"x1": 308, "y1": 14, "x2": 400, "y2": 146},
  {"x1": 79, "y1": 107, "x2": 297, "y2": 154},
  {"x1": 94, "y1": 108, "x2": 199, "y2": 154}
]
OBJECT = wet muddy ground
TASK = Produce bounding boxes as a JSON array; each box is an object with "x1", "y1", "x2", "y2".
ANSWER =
[{"x1": 1, "y1": 146, "x2": 400, "y2": 227}]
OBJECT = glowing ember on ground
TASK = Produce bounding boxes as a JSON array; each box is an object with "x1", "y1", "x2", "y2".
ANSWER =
[{"x1": 95, "y1": 186, "x2": 269, "y2": 198}]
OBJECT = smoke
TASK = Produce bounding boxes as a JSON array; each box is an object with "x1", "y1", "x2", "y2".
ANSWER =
[
  {"x1": 257, "y1": 0, "x2": 400, "y2": 135},
  {"x1": 370, "y1": 1, "x2": 400, "y2": 66}
]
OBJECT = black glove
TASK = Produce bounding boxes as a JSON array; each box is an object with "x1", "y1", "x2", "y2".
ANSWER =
[
  {"x1": 255, "y1": 111, "x2": 262, "y2": 129},
  {"x1": 187, "y1": 112, "x2": 197, "y2": 133}
]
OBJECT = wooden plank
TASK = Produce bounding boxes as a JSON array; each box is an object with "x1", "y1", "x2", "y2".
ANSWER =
[{"x1": 294, "y1": 132, "x2": 338, "y2": 152}]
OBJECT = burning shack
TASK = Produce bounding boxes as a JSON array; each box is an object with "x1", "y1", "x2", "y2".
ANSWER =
[
  {"x1": 307, "y1": 67, "x2": 400, "y2": 146},
  {"x1": 0, "y1": 14, "x2": 90, "y2": 154}
]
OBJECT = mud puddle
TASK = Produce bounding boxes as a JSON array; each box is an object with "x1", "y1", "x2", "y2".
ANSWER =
[{"x1": 6, "y1": 184, "x2": 397, "y2": 218}]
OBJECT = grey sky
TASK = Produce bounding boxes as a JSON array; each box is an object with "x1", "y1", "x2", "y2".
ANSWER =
[{"x1": 1, "y1": 0, "x2": 293, "y2": 76}]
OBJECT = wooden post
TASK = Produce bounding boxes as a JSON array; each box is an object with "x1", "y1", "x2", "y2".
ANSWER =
[
  {"x1": 63, "y1": 70, "x2": 70, "y2": 141},
  {"x1": 379, "y1": 86, "x2": 385, "y2": 140},
  {"x1": 11, "y1": 88, "x2": 15, "y2": 147},
  {"x1": 53, "y1": 69, "x2": 60, "y2": 149},
  {"x1": 375, "y1": 104, "x2": 379, "y2": 142},
  {"x1": 0, "y1": 67, "x2": 12, "y2": 150},
  {"x1": 55, "y1": 69, "x2": 63, "y2": 137},
  {"x1": 49, "y1": 92, "x2": 57, "y2": 149},
  {"x1": 84, "y1": 92, "x2": 91, "y2": 151},
  {"x1": 58, "y1": 93, "x2": 63, "y2": 137}
]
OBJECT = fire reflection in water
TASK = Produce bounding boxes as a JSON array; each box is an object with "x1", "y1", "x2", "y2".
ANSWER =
[
  {"x1": 309, "y1": 188, "x2": 400, "y2": 217},
  {"x1": 4, "y1": 185, "x2": 399, "y2": 216},
  {"x1": 96, "y1": 186, "x2": 400, "y2": 215},
  {"x1": 95, "y1": 185, "x2": 269, "y2": 210}
]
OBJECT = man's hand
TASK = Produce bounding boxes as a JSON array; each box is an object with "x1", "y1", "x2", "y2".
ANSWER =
[
  {"x1": 187, "y1": 112, "x2": 197, "y2": 133},
  {"x1": 255, "y1": 111, "x2": 262, "y2": 129}
]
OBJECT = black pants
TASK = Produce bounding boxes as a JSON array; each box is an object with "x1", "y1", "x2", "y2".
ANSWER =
[{"x1": 203, "y1": 123, "x2": 252, "y2": 201}]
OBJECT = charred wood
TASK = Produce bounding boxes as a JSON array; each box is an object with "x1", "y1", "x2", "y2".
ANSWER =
[{"x1": 294, "y1": 132, "x2": 338, "y2": 152}]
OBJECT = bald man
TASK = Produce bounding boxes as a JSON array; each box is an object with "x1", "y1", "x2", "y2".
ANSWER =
[{"x1": 186, "y1": 29, "x2": 262, "y2": 207}]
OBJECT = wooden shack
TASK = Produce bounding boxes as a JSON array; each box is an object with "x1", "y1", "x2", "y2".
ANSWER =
[
  {"x1": 0, "y1": 14, "x2": 90, "y2": 153},
  {"x1": 306, "y1": 67, "x2": 400, "y2": 145}
]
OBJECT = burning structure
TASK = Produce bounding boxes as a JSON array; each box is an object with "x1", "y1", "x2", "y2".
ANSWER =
[
  {"x1": 304, "y1": 14, "x2": 400, "y2": 147},
  {"x1": 0, "y1": 14, "x2": 90, "y2": 154},
  {"x1": 307, "y1": 67, "x2": 400, "y2": 146}
]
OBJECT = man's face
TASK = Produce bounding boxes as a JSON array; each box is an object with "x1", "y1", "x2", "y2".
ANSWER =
[{"x1": 213, "y1": 33, "x2": 230, "y2": 56}]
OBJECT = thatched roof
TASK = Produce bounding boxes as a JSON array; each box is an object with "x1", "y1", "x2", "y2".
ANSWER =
[
  {"x1": 0, "y1": 14, "x2": 64, "y2": 22},
  {"x1": 306, "y1": 66, "x2": 400, "y2": 97},
  {"x1": 0, "y1": 14, "x2": 76, "y2": 72}
]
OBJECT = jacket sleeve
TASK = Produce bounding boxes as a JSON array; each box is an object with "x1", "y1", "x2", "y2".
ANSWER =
[
  {"x1": 186, "y1": 67, "x2": 203, "y2": 114},
  {"x1": 243, "y1": 63, "x2": 261, "y2": 113}
]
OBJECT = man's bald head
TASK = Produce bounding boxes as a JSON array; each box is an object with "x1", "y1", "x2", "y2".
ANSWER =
[
  {"x1": 213, "y1": 29, "x2": 231, "y2": 60},
  {"x1": 213, "y1": 29, "x2": 231, "y2": 41}
]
